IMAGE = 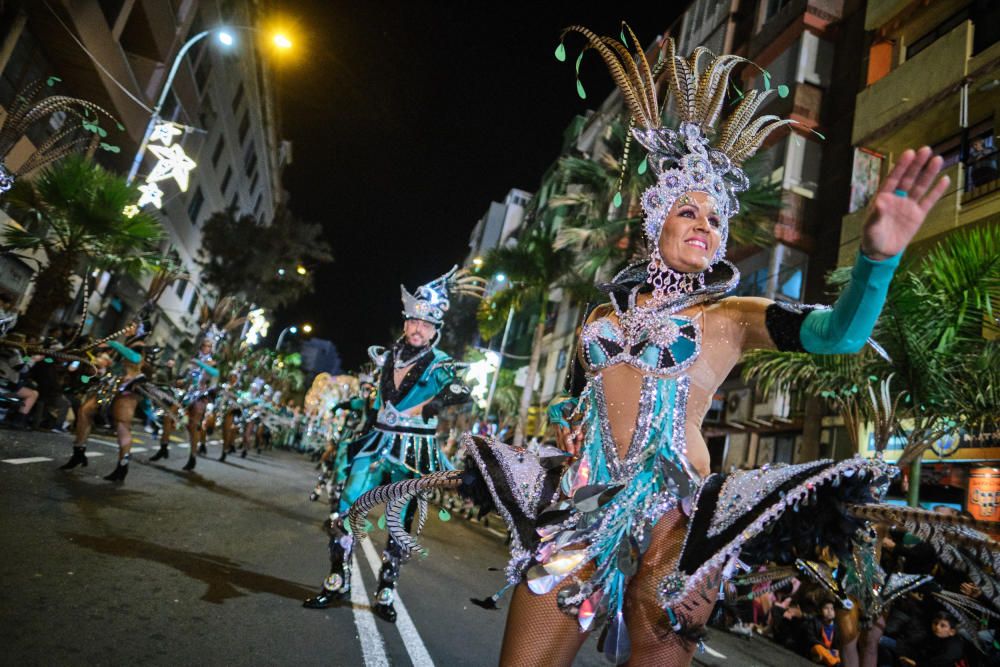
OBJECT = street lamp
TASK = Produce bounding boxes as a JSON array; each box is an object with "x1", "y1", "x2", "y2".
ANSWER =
[
  {"x1": 296, "y1": 265, "x2": 307, "y2": 275},
  {"x1": 273, "y1": 33, "x2": 293, "y2": 49},
  {"x1": 276, "y1": 323, "x2": 312, "y2": 350},
  {"x1": 126, "y1": 25, "x2": 292, "y2": 185}
]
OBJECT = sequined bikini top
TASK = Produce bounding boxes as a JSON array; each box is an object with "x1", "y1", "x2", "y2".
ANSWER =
[{"x1": 580, "y1": 309, "x2": 700, "y2": 377}]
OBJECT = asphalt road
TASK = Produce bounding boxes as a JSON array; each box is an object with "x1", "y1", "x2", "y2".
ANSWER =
[{"x1": 0, "y1": 428, "x2": 811, "y2": 667}]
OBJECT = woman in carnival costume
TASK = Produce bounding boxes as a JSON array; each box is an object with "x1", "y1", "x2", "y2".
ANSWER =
[
  {"x1": 59, "y1": 314, "x2": 152, "y2": 482},
  {"x1": 348, "y1": 26, "x2": 1000, "y2": 666},
  {"x1": 303, "y1": 267, "x2": 483, "y2": 623}
]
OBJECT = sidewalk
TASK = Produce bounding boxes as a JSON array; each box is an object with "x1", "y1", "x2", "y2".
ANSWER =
[{"x1": 694, "y1": 627, "x2": 813, "y2": 666}]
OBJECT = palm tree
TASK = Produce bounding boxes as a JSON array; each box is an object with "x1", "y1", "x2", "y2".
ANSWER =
[
  {"x1": 2, "y1": 155, "x2": 161, "y2": 335},
  {"x1": 742, "y1": 223, "x2": 999, "y2": 503},
  {"x1": 479, "y1": 212, "x2": 574, "y2": 447}
]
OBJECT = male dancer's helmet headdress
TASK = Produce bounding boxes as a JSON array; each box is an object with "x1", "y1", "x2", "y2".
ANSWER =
[
  {"x1": 561, "y1": 26, "x2": 797, "y2": 261},
  {"x1": 400, "y1": 265, "x2": 486, "y2": 328}
]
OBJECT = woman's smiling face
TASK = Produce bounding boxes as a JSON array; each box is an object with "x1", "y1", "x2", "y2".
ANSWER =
[{"x1": 656, "y1": 191, "x2": 722, "y2": 272}]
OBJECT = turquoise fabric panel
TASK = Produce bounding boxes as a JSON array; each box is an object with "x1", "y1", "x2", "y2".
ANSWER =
[{"x1": 800, "y1": 251, "x2": 901, "y2": 354}]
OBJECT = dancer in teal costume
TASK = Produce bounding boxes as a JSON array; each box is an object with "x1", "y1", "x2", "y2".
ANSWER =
[{"x1": 303, "y1": 266, "x2": 483, "y2": 622}]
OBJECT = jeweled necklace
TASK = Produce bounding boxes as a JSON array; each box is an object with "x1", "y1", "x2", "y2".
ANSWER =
[
  {"x1": 612, "y1": 251, "x2": 704, "y2": 344},
  {"x1": 393, "y1": 340, "x2": 433, "y2": 370}
]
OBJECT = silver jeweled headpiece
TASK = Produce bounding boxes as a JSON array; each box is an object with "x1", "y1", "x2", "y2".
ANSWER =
[
  {"x1": 561, "y1": 26, "x2": 797, "y2": 262},
  {"x1": 400, "y1": 265, "x2": 486, "y2": 327}
]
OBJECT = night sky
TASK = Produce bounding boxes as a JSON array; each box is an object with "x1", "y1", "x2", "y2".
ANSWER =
[{"x1": 275, "y1": 1, "x2": 684, "y2": 369}]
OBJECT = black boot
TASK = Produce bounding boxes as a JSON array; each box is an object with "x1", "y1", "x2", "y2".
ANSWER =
[
  {"x1": 372, "y1": 535, "x2": 406, "y2": 623},
  {"x1": 197, "y1": 442, "x2": 207, "y2": 456},
  {"x1": 219, "y1": 448, "x2": 228, "y2": 462},
  {"x1": 59, "y1": 446, "x2": 88, "y2": 469},
  {"x1": 9, "y1": 411, "x2": 30, "y2": 430},
  {"x1": 303, "y1": 518, "x2": 353, "y2": 609},
  {"x1": 240, "y1": 447, "x2": 247, "y2": 459},
  {"x1": 103, "y1": 461, "x2": 129, "y2": 482},
  {"x1": 150, "y1": 443, "x2": 169, "y2": 461},
  {"x1": 182, "y1": 455, "x2": 196, "y2": 471}
]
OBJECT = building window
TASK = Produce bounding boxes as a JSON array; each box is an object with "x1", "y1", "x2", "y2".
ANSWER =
[
  {"x1": 764, "y1": 0, "x2": 792, "y2": 22},
  {"x1": 244, "y1": 142, "x2": 258, "y2": 178},
  {"x1": 556, "y1": 348, "x2": 567, "y2": 371},
  {"x1": 232, "y1": 81, "x2": 245, "y2": 110},
  {"x1": 175, "y1": 278, "x2": 187, "y2": 297},
  {"x1": 211, "y1": 135, "x2": 224, "y2": 167},
  {"x1": 220, "y1": 166, "x2": 233, "y2": 194},
  {"x1": 187, "y1": 186, "x2": 204, "y2": 224},
  {"x1": 237, "y1": 110, "x2": 250, "y2": 144},
  {"x1": 187, "y1": 291, "x2": 199, "y2": 314}
]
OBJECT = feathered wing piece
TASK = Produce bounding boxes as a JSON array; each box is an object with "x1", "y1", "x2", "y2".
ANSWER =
[
  {"x1": 348, "y1": 470, "x2": 463, "y2": 552},
  {"x1": 932, "y1": 589, "x2": 1000, "y2": 653},
  {"x1": 559, "y1": 26, "x2": 799, "y2": 259},
  {"x1": 846, "y1": 503, "x2": 1000, "y2": 612},
  {"x1": 0, "y1": 81, "x2": 119, "y2": 193}
]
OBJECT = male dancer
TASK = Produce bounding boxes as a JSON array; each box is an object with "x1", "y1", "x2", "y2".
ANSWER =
[{"x1": 303, "y1": 267, "x2": 480, "y2": 622}]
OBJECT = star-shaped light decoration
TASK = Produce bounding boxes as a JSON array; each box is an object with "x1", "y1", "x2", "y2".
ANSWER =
[
  {"x1": 137, "y1": 181, "x2": 164, "y2": 209},
  {"x1": 122, "y1": 204, "x2": 140, "y2": 218},
  {"x1": 146, "y1": 143, "x2": 197, "y2": 192},
  {"x1": 148, "y1": 121, "x2": 184, "y2": 146}
]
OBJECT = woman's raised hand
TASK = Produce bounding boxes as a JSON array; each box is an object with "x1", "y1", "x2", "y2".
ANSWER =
[{"x1": 861, "y1": 146, "x2": 951, "y2": 261}]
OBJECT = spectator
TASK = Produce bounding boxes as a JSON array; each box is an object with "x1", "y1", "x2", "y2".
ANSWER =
[
  {"x1": 899, "y1": 611, "x2": 967, "y2": 667},
  {"x1": 805, "y1": 599, "x2": 842, "y2": 665}
]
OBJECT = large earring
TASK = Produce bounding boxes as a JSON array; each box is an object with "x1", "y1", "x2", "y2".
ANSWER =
[{"x1": 646, "y1": 247, "x2": 705, "y2": 303}]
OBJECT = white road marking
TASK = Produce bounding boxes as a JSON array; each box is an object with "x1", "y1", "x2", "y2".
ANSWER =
[
  {"x1": 2, "y1": 457, "x2": 53, "y2": 465},
  {"x1": 359, "y1": 537, "x2": 435, "y2": 667},
  {"x1": 349, "y1": 554, "x2": 389, "y2": 667},
  {"x1": 84, "y1": 452, "x2": 104, "y2": 458},
  {"x1": 131, "y1": 447, "x2": 148, "y2": 453}
]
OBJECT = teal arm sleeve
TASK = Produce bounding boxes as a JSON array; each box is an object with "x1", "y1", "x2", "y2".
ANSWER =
[
  {"x1": 800, "y1": 251, "x2": 902, "y2": 354},
  {"x1": 195, "y1": 359, "x2": 220, "y2": 378},
  {"x1": 108, "y1": 340, "x2": 141, "y2": 364}
]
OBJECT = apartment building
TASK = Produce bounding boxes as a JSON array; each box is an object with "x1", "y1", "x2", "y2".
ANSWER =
[{"x1": 0, "y1": 0, "x2": 288, "y2": 352}]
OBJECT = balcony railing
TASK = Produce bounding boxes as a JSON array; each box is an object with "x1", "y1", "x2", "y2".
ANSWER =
[{"x1": 964, "y1": 149, "x2": 1000, "y2": 201}]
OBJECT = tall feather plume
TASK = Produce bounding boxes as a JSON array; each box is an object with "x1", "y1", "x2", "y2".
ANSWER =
[
  {"x1": 730, "y1": 118, "x2": 798, "y2": 162},
  {"x1": 697, "y1": 56, "x2": 746, "y2": 130},
  {"x1": 621, "y1": 23, "x2": 658, "y2": 123},
  {"x1": 561, "y1": 25, "x2": 658, "y2": 129},
  {"x1": 718, "y1": 90, "x2": 774, "y2": 151},
  {"x1": 448, "y1": 268, "x2": 488, "y2": 300},
  {"x1": 599, "y1": 36, "x2": 656, "y2": 124}
]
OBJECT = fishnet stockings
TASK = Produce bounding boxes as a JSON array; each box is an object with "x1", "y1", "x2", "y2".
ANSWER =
[{"x1": 498, "y1": 510, "x2": 717, "y2": 666}]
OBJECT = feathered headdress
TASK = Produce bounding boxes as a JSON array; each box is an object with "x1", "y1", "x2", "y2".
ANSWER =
[
  {"x1": 400, "y1": 265, "x2": 486, "y2": 327},
  {"x1": 0, "y1": 81, "x2": 119, "y2": 194},
  {"x1": 560, "y1": 25, "x2": 797, "y2": 260}
]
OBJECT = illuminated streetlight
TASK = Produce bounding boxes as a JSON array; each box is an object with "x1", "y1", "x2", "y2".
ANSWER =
[
  {"x1": 289, "y1": 326, "x2": 298, "y2": 334},
  {"x1": 472, "y1": 257, "x2": 484, "y2": 268},
  {"x1": 274, "y1": 33, "x2": 293, "y2": 49},
  {"x1": 296, "y1": 265, "x2": 307, "y2": 275},
  {"x1": 495, "y1": 273, "x2": 507, "y2": 283},
  {"x1": 278, "y1": 268, "x2": 286, "y2": 276},
  {"x1": 218, "y1": 31, "x2": 234, "y2": 46},
  {"x1": 302, "y1": 323, "x2": 313, "y2": 334}
]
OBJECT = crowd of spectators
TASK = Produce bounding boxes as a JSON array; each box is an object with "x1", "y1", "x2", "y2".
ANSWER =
[{"x1": 717, "y1": 506, "x2": 998, "y2": 667}]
